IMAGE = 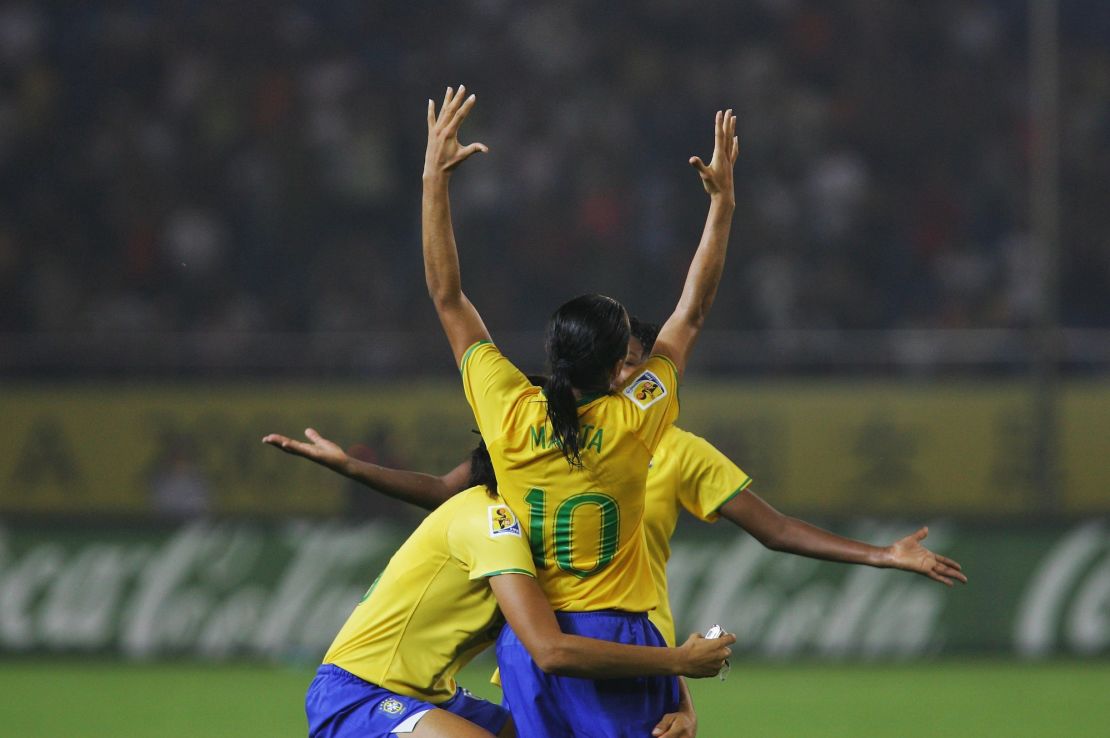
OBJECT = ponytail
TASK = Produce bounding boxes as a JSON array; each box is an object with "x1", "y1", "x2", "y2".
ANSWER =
[
  {"x1": 543, "y1": 294, "x2": 630, "y2": 468},
  {"x1": 544, "y1": 367, "x2": 585, "y2": 467}
]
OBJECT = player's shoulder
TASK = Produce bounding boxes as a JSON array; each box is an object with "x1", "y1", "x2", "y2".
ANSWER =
[
  {"x1": 443, "y1": 486, "x2": 497, "y2": 517},
  {"x1": 445, "y1": 488, "x2": 524, "y2": 541},
  {"x1": 618, "y1": 355, "x2": 677, "y2": 412},
  {"x1": 666, "y1": 425, "x2": 729, "y2": 464},
  {"x1": 663, "y1": 425, "x2": 707, "y2": 451},
  {"x1": 459, "y1": 339, "x2": 498, "y2": 371}
]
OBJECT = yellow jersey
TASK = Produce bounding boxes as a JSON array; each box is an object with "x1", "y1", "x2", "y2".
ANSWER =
[
  {"x1": 323, "y1": 486, "x2": 535, "y2": 702},
  {"x1": 642, "y1": 425, "x2": 752, "y2": 645},
  {"x1": 489, "y1": 424, "x2": 752, "y2": 688},
  {"x1": 461, "y1": 341, "x2": 679, "y2": 612}
]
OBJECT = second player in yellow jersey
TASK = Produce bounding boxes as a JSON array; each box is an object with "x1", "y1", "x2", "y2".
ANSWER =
[
  {"x1": 324, "y1": 487, "x2": 534, "y2": 702},
  {"x1": 641, "y1": 424, "x2": 751, "y2": 645}
]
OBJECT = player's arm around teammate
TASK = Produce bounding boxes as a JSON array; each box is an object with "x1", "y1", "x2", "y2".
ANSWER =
[{"x1": 489, "y1": 573, "x2": 733, "y2": 680}]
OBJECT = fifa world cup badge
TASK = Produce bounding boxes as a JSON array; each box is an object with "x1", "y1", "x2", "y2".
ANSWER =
[
  {"x1": 623, "y1": 370, "x2": 668, "y2": 409},
  {"x1": 488, "y1": 505, "x2": 522, "y2": 537}
]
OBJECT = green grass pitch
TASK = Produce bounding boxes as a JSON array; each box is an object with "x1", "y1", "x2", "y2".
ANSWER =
[{"x1": 3, "y1": 657, "x2": 1108, "y2": 737}]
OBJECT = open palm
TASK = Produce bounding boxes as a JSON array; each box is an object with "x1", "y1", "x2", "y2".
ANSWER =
[
  {"x1": 423, "y1": 85, "x2": 488, "y2": 177},
  {"x1": 888, "y1": 526, "x2": 967, "y2": 586},
  {"x1": 262, "y1": 428, "x2": 348, "y2": 473}
]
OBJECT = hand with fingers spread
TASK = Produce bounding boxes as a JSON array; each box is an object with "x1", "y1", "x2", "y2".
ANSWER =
[
  {"x1": 650, "y1": 108, "x2": 739, "y2": 376},
  {"x1": 689, "y1": 109, "x2": 739, "y2": 203},
  {"x1": 886, "y1": 526, "x2": 968, "y2": 586},
  {"x1": 263, "y1": 428, "x2": 467, "y2": 511},
  {"x1": 423, "y1": 84, "x2": 488, "y2": 179},
  {"x1": 421, "y1": 83, "x2": 495, "y2": 364},
  {"x1": 262, "y1": 428, "x2": 350, "y2": 475}
]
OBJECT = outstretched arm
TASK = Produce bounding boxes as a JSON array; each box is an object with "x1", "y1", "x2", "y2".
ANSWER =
[
  {"x1": 488, "y1": 574, "x2": 734, "y2": 680},
  {"x1": 262, "y1": 428, "x2": 469, "y2": 511},
  {"x1": 719, "y1": 488, "x2": 967, "y2": 586},
  {"x1": 423, "y1": 84, "x2": 493, "y2": 365},
  {"x1": 652, "y1": 110, "x2": 739, "y2": 375}
]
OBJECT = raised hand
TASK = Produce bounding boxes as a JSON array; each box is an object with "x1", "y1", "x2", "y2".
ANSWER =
[
  {"x1": 887, "y1": 526, "x2": 968, "y2": 586},
  {"x1": 423, "y1": 84, "x2": 488, "y2": 178},
  {"x1": 676, "y1": 631, "x2": 735, "y2": 678},
  {"x1": 262, "y1": 428, "x2": 349, "y2": 474},
  {"x1": 689, "y1": 109, "x2": 739, "y2": 202}
]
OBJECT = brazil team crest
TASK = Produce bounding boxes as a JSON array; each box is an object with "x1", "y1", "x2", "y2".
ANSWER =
[
  {"x1": 488, "y1": 505, "x2": 522, "y2": 537},
  {"x1": 378, "y1": 698, "x2": 405, "y2": 715},
  {"x1": 623, "y1": 370, "x2": 667, "y2": 410}
]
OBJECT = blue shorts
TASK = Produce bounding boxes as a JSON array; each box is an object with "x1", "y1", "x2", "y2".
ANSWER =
[
  {"x1": 496, "y1": 611, "x2": 680, "y2": 738},
  {"x1": 305, "y1": 664, "x2": 509, "y2": 738}
]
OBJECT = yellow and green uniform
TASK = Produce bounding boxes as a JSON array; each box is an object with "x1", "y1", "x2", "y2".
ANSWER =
[
  {"x1": 488, "y1": 423, "x2": 753, "y2": 687},
  {"x1": 642, "y1": 425, "x2": 752, "y2": 645},
  {"x1": 323, "y1": 486, "x2": 535, "y2": 703},
  {"x1": 461, "y1": 340, "x2": 679, "y2": 612}
]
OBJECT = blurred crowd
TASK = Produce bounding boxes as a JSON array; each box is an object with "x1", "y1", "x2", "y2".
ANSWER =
[{"x1": 0, "y1": 1, "x2": 1106, "y2": 367}]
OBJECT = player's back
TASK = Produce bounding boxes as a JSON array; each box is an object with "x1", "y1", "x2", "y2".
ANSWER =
[
  {"x1": 323, "y1": 486, "x2": 533, "y2": 702},
  {"x1": 461, "y1": 340, "x2": 679, "y2": 612}
]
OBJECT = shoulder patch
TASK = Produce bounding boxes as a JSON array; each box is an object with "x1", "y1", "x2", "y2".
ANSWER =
[
  {"x1": 488, "y1": 504, "x2": 522, "y2": 538},
  {"x1": 623, "y1": 370, "x2": 668, "y2": 410}
]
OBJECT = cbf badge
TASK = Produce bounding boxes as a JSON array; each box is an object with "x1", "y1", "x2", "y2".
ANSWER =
[
  {"x1": 624, "y1": 370, "x2": 667, "y2": 409},
  {"x1": 379, "y1": 698, "x2": 405, "y2": 716},
  {"x1": 488, "y1": 505, "x2": 522, "y2": 537}
]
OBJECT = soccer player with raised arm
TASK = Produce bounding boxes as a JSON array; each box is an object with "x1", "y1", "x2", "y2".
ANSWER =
[
  {"x1": 267, "y1": 317, "x2": 966, "y2": 737},
  {"x1": 419, "y1": 84, "x2": 738, "y2": 737}
]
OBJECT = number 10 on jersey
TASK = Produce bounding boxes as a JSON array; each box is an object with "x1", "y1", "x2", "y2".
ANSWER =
[{"x1": 524, "y1": 488, "x2": 621, "y2": 578}]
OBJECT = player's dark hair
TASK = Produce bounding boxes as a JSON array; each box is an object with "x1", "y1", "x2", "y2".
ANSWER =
[
  {"x1": 544, "y1": 294, "x2": 630, "y2": 468},
  {"x1": 629, "y1": 316, "x2": 660, "y2": 356},
  {"x1": 468, "y1": 439, "x2": 498, "y2": 496}
]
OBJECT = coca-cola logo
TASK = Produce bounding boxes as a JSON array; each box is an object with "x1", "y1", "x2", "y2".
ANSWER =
[
  {"x1": 0, "y1": 522, "x2": 399, "y2": 658},
  {"x1": 668, "y1": 522, "x2": 949, "y2": 658},
  {"x1": 1015, "y1": 522, "x2": 1110, "y2": 656}
]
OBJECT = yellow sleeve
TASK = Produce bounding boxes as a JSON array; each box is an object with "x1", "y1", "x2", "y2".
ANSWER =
[
  {"x1": 674, "y1": 429, "x2": 753, "y2": 522},
  {"x1": 623, "y1": 354, "x2": 681, "y2": 453},
  {"x1": 460, "y1": 341, "x2": 534, "y2": 443},
  {"x1": 448, "y1": 496, "x2": 537, "y2": 581}
]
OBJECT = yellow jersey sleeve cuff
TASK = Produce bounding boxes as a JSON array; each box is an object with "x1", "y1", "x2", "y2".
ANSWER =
[
  {"x1": 707, "y1": 476, "x2": 754, "y2": 521},
  {"x1": 477, "y1": 568, "x2": 536, "y2": 579},
  {"x1": 459, "y1": 340, "x2": 493, "y2": 373}
]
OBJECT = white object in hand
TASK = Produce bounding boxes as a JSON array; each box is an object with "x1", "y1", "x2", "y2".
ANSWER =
[{"x1": 703, "y1": 623, "x2": 730, "y2": 681}]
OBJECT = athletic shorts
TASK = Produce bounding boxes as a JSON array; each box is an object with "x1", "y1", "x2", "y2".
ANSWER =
[
  {"x1": 305, "y1": 664, "x2": 510, "y2": 738},
  {"x1": 496, "y1": 610, "x2": 680, "y2": 738}
]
